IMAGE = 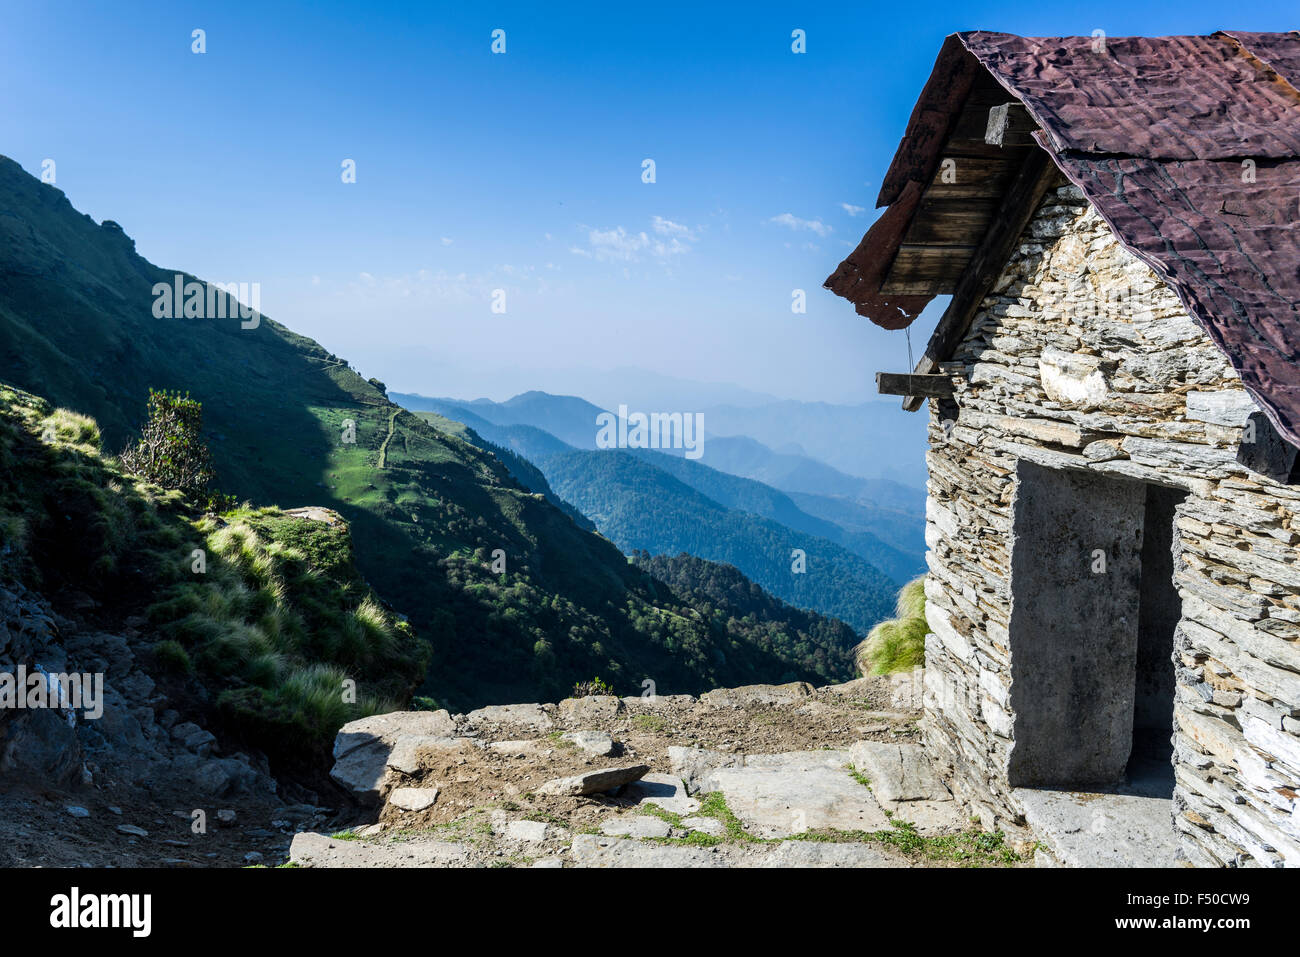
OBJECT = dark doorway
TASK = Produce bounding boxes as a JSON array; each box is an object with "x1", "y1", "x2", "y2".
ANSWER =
[
  {"x1": 1128, "y1": 484, "x2": 1186, "y2": 792},
  {"x1": 1007, "y1": 462, "x2": 1183, "y2": 794}
]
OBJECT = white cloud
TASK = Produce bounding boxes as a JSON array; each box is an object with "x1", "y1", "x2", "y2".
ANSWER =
[
  {"x1": 840, "y1": 203, "x2": 866, "y2": 217},
  {"x1": 440, "y1": 237, "x2": 453, "y2": 246},
  {"x1": 651, "y1": 216, "x2": 700, "y2": 241},
  {"x1": 574, "y1": 217, "x2": 696, "y2": 263},
  {"x1": 768, "y1": 213, "x2": 832, "y2": 237}
]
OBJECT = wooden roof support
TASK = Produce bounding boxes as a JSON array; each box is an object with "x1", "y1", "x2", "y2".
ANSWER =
[
  {"x1": 876, "y1": 372, "x2": 955, "y2": 398},
  {"x1": 985, "y1": 103, "x2": 1036, "y2": 147},
  {"x1": 901, "y1": 147, "x2": 1061, "y2": 411}
]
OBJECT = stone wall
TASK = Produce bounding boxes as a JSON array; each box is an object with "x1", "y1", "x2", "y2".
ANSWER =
[{"x1": 920, "y1": 183, "x2": 1300, "y2": 867}]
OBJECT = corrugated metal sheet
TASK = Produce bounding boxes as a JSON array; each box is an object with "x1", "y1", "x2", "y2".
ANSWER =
[{"x1": 827, "y1": 31, "x2": 1300, "y2": 446}]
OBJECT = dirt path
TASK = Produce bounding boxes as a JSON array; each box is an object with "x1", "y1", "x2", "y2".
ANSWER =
[{"x1": 377, "y1": 407, "x2": 399, "y2": 468}]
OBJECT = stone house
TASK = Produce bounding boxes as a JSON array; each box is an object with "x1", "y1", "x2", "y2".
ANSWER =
[{"x1": 827, "y1": 31, "x2": 1300, "y2": 867}]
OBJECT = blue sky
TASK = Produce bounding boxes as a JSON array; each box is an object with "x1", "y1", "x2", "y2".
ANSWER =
[{"x1": 2, "y1": 1, "x2": 1295, "y2": 404}]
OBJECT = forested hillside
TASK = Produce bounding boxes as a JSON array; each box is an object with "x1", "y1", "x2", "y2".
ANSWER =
[
  {"x1": 632, "y1": 552, "x2": 858, "y2": 682},
  {"x1": 544, "y1": 449, "x2": 898, "y2": 634}
]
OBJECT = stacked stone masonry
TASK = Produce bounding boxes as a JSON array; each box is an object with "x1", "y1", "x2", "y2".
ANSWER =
[{"x1": 921, "y1": 183, "x2": 1300, "y2": 867}]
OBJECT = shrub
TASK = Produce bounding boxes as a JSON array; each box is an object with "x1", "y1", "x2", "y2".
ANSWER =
[
  {"x1": 571, "y1": 676, "x2": 614, "y2": 697},
  {"x1": 152, "y1": 639, "x2": 193, "y2": 674},
  {"x1": 120, "y1": 389, "x2": 215, "y2": 494},
  {"x1": 856, "y1": 576, "x2": 927, "y2": 675}
]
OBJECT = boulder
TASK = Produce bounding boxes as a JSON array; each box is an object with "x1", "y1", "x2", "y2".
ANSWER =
[
  {"x1": 192, "y1": 757, "x2": 262, "y2": 797},
  {"x1": 621, "y1": 694, "x2": 696, "y2": 711},
  {"x1": 558, "y1": 696, "x2": 623, "y2": 725},
  {"x1": 680, "y1": 816, "x2": 725, "y2": 836},
  {"x1": 330, "y1": 710, "x2": 459, "y2": 803},
  {"x1": 388, "y1": 787, "x2": 438, "y2": 812},
  {"x1": 537, "y1": 764, "x2": 649, "y2": 797}
]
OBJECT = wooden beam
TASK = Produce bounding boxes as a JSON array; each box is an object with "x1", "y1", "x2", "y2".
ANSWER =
[
  {"x1": 879, "y1": 245, "x2": 976, "y2": 295},
  {"x1": 903, "y1": 197, "x2": 1000, "y2": 246},
  {"x1": 985, "y1": 103, "x2": 1037, "y2": 147},
  {"x1": 901, "y1": 147, "x2": 1062, "y2": 411},
  {"x1": 877, "y1": 372, "x2": 955, "y2": 398},
  {"x1": 923, "y1": 155, "x2": 1022, "y2": 199}
]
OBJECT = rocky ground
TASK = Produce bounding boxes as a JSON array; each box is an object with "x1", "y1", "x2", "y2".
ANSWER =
[
  {"x1": 0, "y1": 580, "x2": 339, "y2": 868},
  {"x1": 294, "y1": 674, "x2": 1037, "y2": 868}
]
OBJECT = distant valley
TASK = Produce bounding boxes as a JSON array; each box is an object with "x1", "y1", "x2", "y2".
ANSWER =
[{"x1": 394, "y1": 391, "x2": 927, "y2": 633}]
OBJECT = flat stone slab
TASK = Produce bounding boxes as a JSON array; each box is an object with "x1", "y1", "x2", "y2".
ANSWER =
[
  {"x1": 571, "y1": 834, "x2": 734, "y2": 867},
  {"x1": 465, "y1": 703, "x2": 553, "y2": 731},
  {"x1": 504, "y1": 820, "x2": 550, "y2": 842},
  {"x1": 1013, "y1": 787, "x2": 1181, "y2": 868},
  {"x1": 624, "y1": 772, "x2": 700, "y2": 815},
  {"x1": 668, "y1": 746, "x2": 742, "y2": 795},
  {"x1": 561, "y1": 730, "x2": 617, "y2": 756},
  {"x1": 388, "y1": 787, "x2": 438, "y2": 812},
  {"x1": 700, "y1": 682, "x2": 814, "y2": 710},
  {"x1": 885, "y1": 799, "x2": 968, "y2": 836},
  {"x1": 537, "y1": 764, "x2": 649, "y2": 796},
  {"x1": 289, "y1": 832, "x2": 469, "y2": 868},
  {"x1": 621, "y1": 694, "x2": 697, "y2": 711},
  {"x1": 759, "y1": 841, "x2": 904, "y2": 868},
  {"x1": 848, "y1": 741, "x2": 952, "y2": 803},
  {"x1": 700, "y1": 751, "x2": 892, "y2": 838},
  {"x1": 601, "y1": 815, "x2": 672, "y2": 838},
  {"x1": 743, "y1": 749, "x2": 853, "y2": 771},
  {"x1": 680, "y1": 816, "x2": 725, "y2": 836}
]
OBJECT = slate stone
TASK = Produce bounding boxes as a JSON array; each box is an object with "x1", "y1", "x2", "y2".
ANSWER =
[{"x1": 537, "y1": 764, "x2": 649, "y2": 796}]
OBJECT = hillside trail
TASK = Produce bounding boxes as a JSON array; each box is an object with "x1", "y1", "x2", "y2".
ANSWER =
[
  {"x1": 377, "y1": 407, "x2": 399, "y2": 468},
  {"x1": 292, "y1": 674, "x2": 1038, "y2": 868}
]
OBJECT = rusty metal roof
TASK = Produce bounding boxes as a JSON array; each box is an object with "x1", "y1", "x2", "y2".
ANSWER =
[{"x1": 827, "y1": 31, "x2": 1300, "y2": 446}]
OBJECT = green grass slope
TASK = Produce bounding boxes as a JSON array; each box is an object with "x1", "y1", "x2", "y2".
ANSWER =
[{"x1": 0, "y1": 383, "x2": 426, "y2": 770}]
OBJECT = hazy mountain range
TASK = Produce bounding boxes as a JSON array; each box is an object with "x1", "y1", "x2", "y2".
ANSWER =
[{"x1": 394, "y1": 391, "x2": 927, "y2": 632}]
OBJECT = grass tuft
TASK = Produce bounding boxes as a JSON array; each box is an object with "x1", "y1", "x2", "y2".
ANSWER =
[{"x1": 856, "y1": 576, "x2": 927, "y2": 675}]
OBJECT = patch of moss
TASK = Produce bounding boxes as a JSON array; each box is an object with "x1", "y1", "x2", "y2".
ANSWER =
[{"x1": 631, "y1": 713, "x2": 667, "y2": 733}]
